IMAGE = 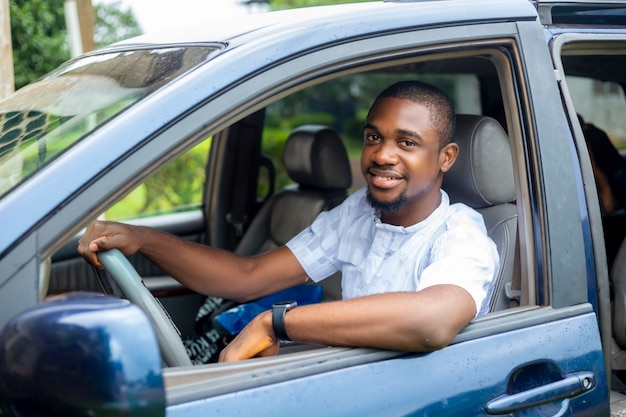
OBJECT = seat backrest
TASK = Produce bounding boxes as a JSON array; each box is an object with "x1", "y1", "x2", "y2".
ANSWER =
[
  {"x1": 235, "y1": 125, "x2": 352, "y2": 257},
  {"x1": 442, "y1": 115, "x2": 517, "y2": 312}
]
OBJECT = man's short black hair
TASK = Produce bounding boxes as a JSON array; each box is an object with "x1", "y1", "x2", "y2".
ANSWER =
[{"x1": 371, "y1": 80, "x2": 456, "y2": 148}]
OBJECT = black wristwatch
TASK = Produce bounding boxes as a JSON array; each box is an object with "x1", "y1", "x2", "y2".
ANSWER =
[{"x1": 272, "y1": 300, "x2": 297, "y2": 342}]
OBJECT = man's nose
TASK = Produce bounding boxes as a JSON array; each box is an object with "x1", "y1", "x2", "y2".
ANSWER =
[{"x1": 372, "y1": 140, "x2": 398, "y2": 165}]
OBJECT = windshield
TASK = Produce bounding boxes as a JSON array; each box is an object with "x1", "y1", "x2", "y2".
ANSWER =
[{"x1": 0, "y1": 46, "x2": 220, "y2": 198}]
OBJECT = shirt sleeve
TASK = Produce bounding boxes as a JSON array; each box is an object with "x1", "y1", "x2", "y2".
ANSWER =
[
  {"x1": 285, "y1": 206, "x2": 342, "y2": 282},
  {"x1": 417, "y1": 207, "x2": 500, "y2": 316}
]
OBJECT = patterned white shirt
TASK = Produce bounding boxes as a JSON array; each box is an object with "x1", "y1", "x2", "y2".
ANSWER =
[{"x1": 286, "y1": 187, "x2": 499, "y2": 315}]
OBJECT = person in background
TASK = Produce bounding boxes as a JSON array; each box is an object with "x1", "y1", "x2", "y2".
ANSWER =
[{"x1": 578, "y1": 114, "x2": 626, "y2": 214}]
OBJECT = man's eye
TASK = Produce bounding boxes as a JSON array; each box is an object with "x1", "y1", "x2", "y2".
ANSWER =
[
  {"x1": 365, "y1": 134, "x2": 380, "y2": 142},
  {"x1": 401, "y1": 140, "x2": 416, "y2": 147}
]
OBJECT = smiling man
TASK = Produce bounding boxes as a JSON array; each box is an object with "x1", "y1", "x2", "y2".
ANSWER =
[{"x1": 79, "y1": 80, "x2": 499, "y2": 362}]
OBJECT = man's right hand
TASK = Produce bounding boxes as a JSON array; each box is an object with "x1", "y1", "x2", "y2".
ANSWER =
[{"x1": 77, "y1": 221, "x2": 143, "y2": 269}]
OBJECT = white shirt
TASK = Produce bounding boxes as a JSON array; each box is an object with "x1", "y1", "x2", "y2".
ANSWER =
[{"x1": 286, "y1": 187, "x2": 499, "y2": 315}]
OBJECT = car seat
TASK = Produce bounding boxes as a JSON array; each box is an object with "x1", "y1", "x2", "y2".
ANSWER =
[
  {"x1": 442, "y1": 114, "x2": 518, "y2": 312},
  {"x1": 235, "y1": 124, "x2": 352, "y2": 299}
]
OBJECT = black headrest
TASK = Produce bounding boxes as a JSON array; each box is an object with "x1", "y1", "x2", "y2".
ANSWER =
[
  {"x1": 443, "y1": 115, "x2": 515, "y2": 209},
  {"x1": 283, "y1": 125, "x2": 352, "y2": 190}
]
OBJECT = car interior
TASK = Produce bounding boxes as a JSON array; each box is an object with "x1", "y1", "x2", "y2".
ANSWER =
[{"x1": 35, "y1": 40, "x2": 626, "y2": 397}]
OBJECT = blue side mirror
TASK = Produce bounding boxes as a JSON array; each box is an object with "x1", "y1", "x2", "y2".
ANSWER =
[{"x1": 0, "y1": 292, "x2": 165, "y2": 417}]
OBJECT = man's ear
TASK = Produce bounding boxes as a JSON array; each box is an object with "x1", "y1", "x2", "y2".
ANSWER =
[{"x1": 439, "y1": 142, "x2": 459, "y2": 173}]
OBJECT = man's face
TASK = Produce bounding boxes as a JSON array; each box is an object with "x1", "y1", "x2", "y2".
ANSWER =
[{"x1": 361, "y1": 97, "x2": 457, "y2": 226}]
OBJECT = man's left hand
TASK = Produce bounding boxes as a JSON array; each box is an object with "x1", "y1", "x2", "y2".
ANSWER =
[{"x1": 219, "y1": 311, "x2": 280, "y2": 362}]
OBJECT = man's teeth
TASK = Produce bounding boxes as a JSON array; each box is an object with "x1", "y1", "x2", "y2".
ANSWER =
[{"x1": 376, "y1": 175, "x2": 396, "y2": 181}]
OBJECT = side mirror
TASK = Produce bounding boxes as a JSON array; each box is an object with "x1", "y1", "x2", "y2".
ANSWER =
[{"x1": 0, "y1": 292, "x2": 165, "y2": 417}]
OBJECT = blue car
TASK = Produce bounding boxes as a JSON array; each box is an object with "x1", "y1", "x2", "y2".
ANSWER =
[{"x1": 1, "y1": 0, "x2": 625, "y2": 415}]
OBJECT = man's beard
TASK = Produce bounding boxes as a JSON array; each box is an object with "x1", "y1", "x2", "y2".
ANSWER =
[{"x1": 366, "y1": 189, "x2": 408, "y2": 213}]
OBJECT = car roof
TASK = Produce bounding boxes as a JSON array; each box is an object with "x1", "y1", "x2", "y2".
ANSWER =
[
  {"x1": 100, "y1": 0, "x2": 538, "y2": 51},
  {"x1": 99, "y1": 0, "x2": 624, "y2": 61}
]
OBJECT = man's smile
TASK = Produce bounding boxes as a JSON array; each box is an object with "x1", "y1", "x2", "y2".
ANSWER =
[{"x1": 367, "y1": 167, "x2": 405, "y2": 188}]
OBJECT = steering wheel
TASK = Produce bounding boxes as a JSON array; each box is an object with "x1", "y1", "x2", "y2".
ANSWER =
[{"x1": 99, "y1": 249, "x2": 193, "y2": 367}]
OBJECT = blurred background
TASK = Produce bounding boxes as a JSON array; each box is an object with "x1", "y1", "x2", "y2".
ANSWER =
[{"x1": 0, "y1": 0, "x2": 375, "y2": 96}]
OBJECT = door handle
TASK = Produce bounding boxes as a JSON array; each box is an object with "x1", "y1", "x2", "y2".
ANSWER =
[{"x1": 485, "y1": 371, "x2": 595, "y2": 415}]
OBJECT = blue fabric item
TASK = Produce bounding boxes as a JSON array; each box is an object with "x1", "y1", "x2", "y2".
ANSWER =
[{"x1": 214, "y1": 284, "x2": 323, "y2": 336}]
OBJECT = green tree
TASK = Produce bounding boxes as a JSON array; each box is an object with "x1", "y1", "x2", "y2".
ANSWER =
[
  {"x1": 10, "y1": 0, "x2": 142, "y2": 89},
  {"x1": 94, "y1": 1, "x2": 142, "y2": 48},
  {"x1": 9, "y1": 0, "x2": 69, "y2": 89}
]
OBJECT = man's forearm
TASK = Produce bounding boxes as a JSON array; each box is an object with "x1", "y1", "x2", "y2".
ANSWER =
[
  {"x1": 281, "y1": 286, "x2": 475, "y2": 351},
  {"x1": 133, "y1": 225, "x2": 252, "y2": 297},
  {"x1": 134, "y1": 225, "x2": 307, "y2": 301},
  {"x1": 219, "y1": 285, "x2": 477, "y2": 362}
]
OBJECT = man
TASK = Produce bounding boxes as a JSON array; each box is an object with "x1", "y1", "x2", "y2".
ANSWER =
[{"x1": 78, "y1": 80, "x2": 499, "y2": 362}]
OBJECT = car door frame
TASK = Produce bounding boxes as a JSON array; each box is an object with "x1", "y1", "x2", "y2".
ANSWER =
[{"x1": 548, "y1": 30, "x2": 626, "y2": 379}]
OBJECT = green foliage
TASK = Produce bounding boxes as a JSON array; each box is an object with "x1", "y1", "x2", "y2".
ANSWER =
[
  {"x1": 9, "y1": 0, "x2": 142, "y2": 89},
  {"x1": 9, "y1": 0, "x2": 69, "y2": 89},
  {"x1": 106, "y1": 139, "x2": 211, "y2": 220},
  {"x1": 94, "y1": 1, "x2": 142, "y2": 48}
]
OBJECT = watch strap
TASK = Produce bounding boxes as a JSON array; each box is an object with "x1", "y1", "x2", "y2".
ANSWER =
[{"x1": 272, "y1": 302, "x2": 296, "y2": 342}]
